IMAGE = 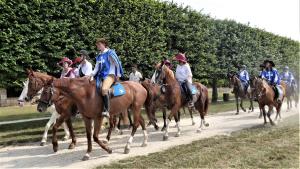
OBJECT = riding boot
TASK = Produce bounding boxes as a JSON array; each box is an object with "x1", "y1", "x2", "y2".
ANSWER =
[
  {"x1": 102, "y1": 94, "x2": 110, "y2": 118},
  {"x1": 186, "y1": 81, "x2": 195, "y2": 108}
]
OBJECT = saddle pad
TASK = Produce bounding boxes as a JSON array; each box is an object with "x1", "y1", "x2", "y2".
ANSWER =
[
  {"x1": 112, "y1": 83, "x2": 126, "y2": 97},
  {"x1": 191, "y1": 85, "x2": 198, "y2": 95}
]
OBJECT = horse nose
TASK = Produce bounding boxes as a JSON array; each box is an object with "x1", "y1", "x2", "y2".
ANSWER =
[
  {"x1": 37, "y1": 107, "x2": 43, "y2": 113},
  {"x1": 24, "y1": 97, "x2": 30, "y2": 102}
]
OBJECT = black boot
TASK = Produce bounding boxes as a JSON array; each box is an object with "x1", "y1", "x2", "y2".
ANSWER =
[{"x1": 102, "y1": 94, "x2": 110, "y2": 118}]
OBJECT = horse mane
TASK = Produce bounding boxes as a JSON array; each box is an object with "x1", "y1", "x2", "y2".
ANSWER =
[{"x1": 162, "y1": 65, "x2": 175, "y2": 80}]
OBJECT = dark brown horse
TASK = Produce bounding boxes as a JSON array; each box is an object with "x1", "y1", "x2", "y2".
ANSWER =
[
  {"x1": 26, "y1": 70, "x2": 77, "y2": 150},
  {"x1": 253, "y1": 78, "x2": 286, "y2": 125},
  {"x1": 228, "y1": 73, "x2": 254, "y2": 115},
  {"x1": 48, "y1": 77, "x2": 148, "y2": 160}
]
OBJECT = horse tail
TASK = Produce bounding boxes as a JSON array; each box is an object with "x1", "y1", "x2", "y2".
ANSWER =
[{"x1": 203, "y1": 85, "x2": 209, "y2": 116}]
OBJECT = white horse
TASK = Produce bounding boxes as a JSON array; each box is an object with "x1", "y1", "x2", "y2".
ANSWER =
[{"x1": 18, "y1": 79, "x2": 70, "y2": 146}]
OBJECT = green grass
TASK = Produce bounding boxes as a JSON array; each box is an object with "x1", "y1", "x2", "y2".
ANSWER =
[
  {"x1": 97, "y1": 114, "x2": 299, "y2": 169},
  {"x1": 0, "y1": 105, "x2": 50, "y2": 122}
]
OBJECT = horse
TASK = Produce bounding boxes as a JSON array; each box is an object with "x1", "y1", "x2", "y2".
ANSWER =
[
  {"x1": 18, "y1": 78, "x2": 70, "y2": 146},
  {"x1": 228, "y1": 73, "x2": 254, "y2": 115},
  {"x1": 46, "y1": 76, "x2": 148, "y2": 160},
  {"x1": 25, "y1": 70, "x2": 77, "y2": 149},
  {"x1": 151, "y1": 63, "x2": 209, "y2": 140},
  {"x1": 142, "y1": 78, "x2": 209, "y2": 133},
  {"x1": 253, "y1": 78, "x2": 286, "y2": 125},
  {"x1": 285, "y1": 80, "x2": 298, "y2": 110}
]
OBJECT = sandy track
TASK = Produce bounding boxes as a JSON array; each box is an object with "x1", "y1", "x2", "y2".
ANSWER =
[{"x1": 0, "y1": 105, "x2": 298, "y2": 169}]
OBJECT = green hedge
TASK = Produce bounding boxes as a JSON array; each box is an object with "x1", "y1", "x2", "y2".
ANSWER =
[{"x1": 0, "y1": 0, "x2": 299, "y2": 96}]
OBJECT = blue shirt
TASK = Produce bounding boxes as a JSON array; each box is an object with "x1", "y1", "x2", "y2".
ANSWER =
[
  {"x1": 261, "y1": 68, "x2": 280, "y2": 85},
  {"x1": 279, "y1": 71, "x2": 294, "y2": 85},
  {"x1": 239, "y1": 70, "x2": 249, "y2": 83}
]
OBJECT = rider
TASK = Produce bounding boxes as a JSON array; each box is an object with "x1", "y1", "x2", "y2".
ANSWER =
[
  {"x1": 279, "y1": 66, "x2": 295, "y2": 87},
  {"x1": 73, "y1": 50, "x2": 93, "y2": 77},
  {"x1": 238, "y1": 65, "x2": 250, "y2": 95},
  {"x1": 173, "y1": 53, "x2": 194, "y2": 108},
  {"x1": 90, "y1": 38, "x2": 124, "y2": 118},
  {"x1": 261, "y1": 60, "x2": 283, "y2": 103},
  {"x1": 57, "y1": 57, "x2": 75, "y2": 78},
  {"x1": 129, "y1": 64, "x2": 143, "y2": 83}
]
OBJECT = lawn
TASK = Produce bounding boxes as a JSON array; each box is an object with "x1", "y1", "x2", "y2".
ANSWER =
[
  {"x1": 97, "y1": 114, "x2": 299, "y2": 169},
  {"x1": 0, "y1": 105, "x2": 50, "y2": 122}
]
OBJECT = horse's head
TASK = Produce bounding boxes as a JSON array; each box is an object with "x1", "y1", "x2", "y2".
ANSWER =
[
  {"x1": 37, "y1": 85, "x2": 53, "y2": 112},
  {"x1": 253, "y1": 78, "x2": 267, "y2": 99},
  {"x1": 26, "y1": 69, "x2": 51, "y2": 101},
  {"x1": 227, "y1": 73, "x2": 238, "y2": 88}
]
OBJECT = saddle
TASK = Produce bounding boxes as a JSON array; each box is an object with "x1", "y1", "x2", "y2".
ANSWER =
[{"x1": 96, "y1": 80, "x2": 126, "y2": 97}]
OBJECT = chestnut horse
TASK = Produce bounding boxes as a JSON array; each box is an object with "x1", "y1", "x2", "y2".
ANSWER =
[
  {"x1": 26, "y1": 70, "x2": 77, "y2": 150},
  {"x1": 253, "y1": 78, "x2": 286, "y2": 125},
  {"x1": 142, "y1": 78, "x2": 209, "y2": 133},
  {"x1": 151, "y1": 63, "x2": 209, "y2": 140},
  {"x1": 48, "y1": 77, "x2": 148, "y2": 160},
  {"x1": 228, "y1": 73, "x2": 254, "y2": 115}
]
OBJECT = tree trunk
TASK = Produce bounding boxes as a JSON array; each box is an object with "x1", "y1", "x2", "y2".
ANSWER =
[{"x1": 212, "y1": 78, "x2": 218, "y2": 103}]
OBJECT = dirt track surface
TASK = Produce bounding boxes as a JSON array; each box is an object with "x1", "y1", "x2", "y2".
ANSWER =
[{"x1": 0, "y1": 104, "x2": 298, "y2": 169}]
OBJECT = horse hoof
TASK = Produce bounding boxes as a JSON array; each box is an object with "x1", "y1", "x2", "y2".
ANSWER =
[
  {"x1": 53, "y1": 147, "x2": 58, "y2": 153},
  {"x1": 235, "y1": 112, "x2": 239, "y2": 115},
  {"x1": 107, "y1": 148, "x2": 113, "y2": 154},
  {"x1": 68, "y1": 143, "x2": 75, "y2": 149},
  {"x1": 161, "y1": 127, "x2": 166, "y2": 132},
  {"x1": 154, "y1": 126, "x2": 159, "y2": 131},
  {"x1": 197, "y1": 129, "x2": 202, "y2": 133},
  {"x1": 175, "y1": 133, "x2": 180, "y2": 137},
  {"x1": 63, "y1": 136, "x2": 70, "y2": 141},
  {"x1": 119, "y1": 131, "x2": 123, "y2": 135},
  {"x1": 141, "y1": 143, "x2": 147, "y2": 147},
  {"x1": 40, "y1": 142, "x2": 45, "y2": 146},
  {"x1": 204, "y1": 123, "x2": 209, "y2": 127},
  {"x1": 124, "y1": 147, "x2": 130, "y2": 154},
  {"x1": 192, "y1": 121, "x2": 196, "y2": 126},
  {"x1": 271, "y1": 122, "x2": 276, "y2": 126},
  {"x1": 102, "y1": 139, "x2": 108, "y2": 144},
  {"x1": 82, "y1": 155, "x2": 90, "y2": 161},
  {"x1": 163, "y1": 135, "x2": 168, "y2": 141}
]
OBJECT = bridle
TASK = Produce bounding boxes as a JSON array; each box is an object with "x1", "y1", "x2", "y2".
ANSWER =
[
  {"x1": 27, "y1": 76, "x2": 45, "y2": 100},
  {"x1": 38, "y1": 85, "x2": 55, "y2": 107}
]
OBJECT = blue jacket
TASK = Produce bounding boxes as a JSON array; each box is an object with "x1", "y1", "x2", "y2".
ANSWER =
[
  {"x1": 261, "y1": 68, "x2": 280, "y2": 85},
  {"x1": 239, "y1": 70, "x2": 249, "y2": 83},
  {"x1": 279, "y1": 71, "x2": 294, "y2": 85},
  {"x1": 95, "y1": 49, "x2": 124, "y2": 79}
]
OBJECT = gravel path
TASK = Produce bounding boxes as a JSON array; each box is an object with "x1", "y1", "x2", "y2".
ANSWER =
[{"x1": 0, "y1": 104, "x2": 298, "y2": 169}]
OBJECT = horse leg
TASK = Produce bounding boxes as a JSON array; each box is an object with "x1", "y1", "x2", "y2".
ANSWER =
[
  {"x1": 258, "y1": 108, "x2": 263, "y2": 118},
  {"x1": 248, "y1": 99, "x2": 254, "y2": 113},
  {"x1": 163, "y1": 107, "x2": 177, "y2": 141},
  {"x1": 161, "y1": 108, "x2": 167, "y2": 131},
  {"x1": 65, "y1": 118, "x2": 76, "y2": 149},
  {"x1": 92, "y1": 116, "x2": 112, "y2": 156},
  {"x1": 105, "y1": 116, "x2": 114, "y2": 143},
  {"x1": 62, "y1": 122, "x2": 70, "y2": 140},
  {"x1": 174, "y1": 111, "x2": 181, "y2": 137},
  {"x1": 240, "y1": 98, "x2": 246, "y2": 112},
  {"x1": 267, "y1": 106, "x2": 275, "y2": 125},
  {"x1": 40, "y1": 111, "x2": 58, "y2": 146},
  {"x1": 127, "y1": 109, "x2": 133, "y2": 129},
  {"x1": 261, "y1": 106, "x2": 267, "y2": 124},
  {"x1": 139, "y1": 114, "x2": 148, "y2": 147},
  {"x1": 51, "y1": 114, "x2": 66, "y2": 152},
  {"x1": 124, "y1": 107, "x2": 142, "y2": 154},
  {"x1": 81, "y1": 116, "x2": 93, "y2": 161},
  {"x1": 235, "y1": 96, "x2": 239, "y2": 115},
  {"x1": 189, "y1": 108, "x2": 195, "y2": 125}
]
